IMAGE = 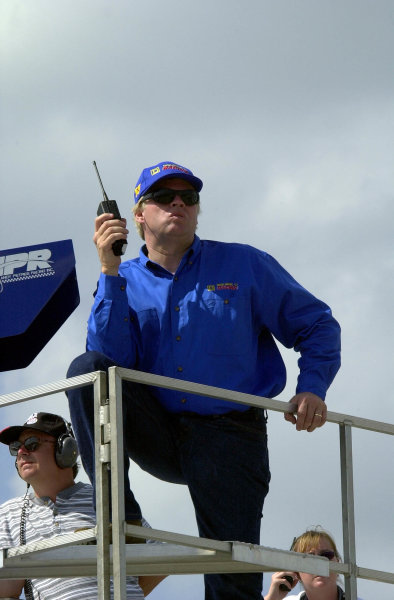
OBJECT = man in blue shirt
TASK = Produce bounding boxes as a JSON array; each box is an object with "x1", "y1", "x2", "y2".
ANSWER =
[{"x1": 67, "y1": 161, "x2": 341, "y2": 600}]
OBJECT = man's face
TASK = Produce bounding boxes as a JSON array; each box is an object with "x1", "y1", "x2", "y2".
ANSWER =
[
  {"x1": 15, "y1": 429, "x2": 58, "y2": 485},
  {"x1": 135, "y1": 178, "x2": 199, "y2": 243}
]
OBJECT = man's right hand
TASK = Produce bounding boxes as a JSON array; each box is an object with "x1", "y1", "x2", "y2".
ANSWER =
[{"x1": 93, "y1": 214, "x2": 129, "y2": 275}]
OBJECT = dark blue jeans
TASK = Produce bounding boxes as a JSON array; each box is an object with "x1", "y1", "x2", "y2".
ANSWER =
[{"x1": 67, "y1": 351, "x2": 270, "y2": 600}]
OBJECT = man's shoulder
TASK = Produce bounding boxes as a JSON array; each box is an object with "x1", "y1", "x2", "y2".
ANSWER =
[
  {"x1": 200, "y1": 240, "x2": 279, "y2": 273},
  {"x1": 0, "y1": 495, "x2": 24, "y2": 512},
  {"x1": 72, "y1": 481, "x2": 92, "y2": 491},
  {"x1": 201, "y1": 239, "x2": 270, "y2": 257},
  {"x1": 0, "y1": 495, "x2": 25, "y2": 534},
  {"x1": 201, "y1": 239, "x2": 255, "y2": 249},
  {"x1": 62, "y1": 481, "x2": 93, "y2": 498}
]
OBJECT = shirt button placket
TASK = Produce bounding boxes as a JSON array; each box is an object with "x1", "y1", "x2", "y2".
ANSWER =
[
  {"x1": 174, "y1": 306, "x2": 181, "y2": 348},
  {"x1": 173, "y1": 273, "x2": 188, "y2": 407},
  {"x1": 120, "y1": 284, "x2": 128, "y2": 323},
  {"x1": 174, "y1": 305, "x2": 184, "y2": 377}
]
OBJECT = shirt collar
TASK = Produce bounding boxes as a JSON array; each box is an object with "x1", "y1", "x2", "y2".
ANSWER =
[
  {"x1": 302, "y1": 586, "x2": 344, "y2": 600},
  {"x1": 140, "y1": 235, "x2": 201, "y2": 272},
  {"x1": 29, "y1": 482, "x2": 84, "y2": 505}
]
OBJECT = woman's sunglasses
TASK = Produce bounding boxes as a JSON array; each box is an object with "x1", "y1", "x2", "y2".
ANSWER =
[
  {"x1": 308, "y1": 550, "x2": 336, "y2": 560},
  {"x1": 9, "y1": 436, "x2": 55, "y2": 456},
  {"x1": 141, "y1": 188, "x2": 200, "y2": 206}
]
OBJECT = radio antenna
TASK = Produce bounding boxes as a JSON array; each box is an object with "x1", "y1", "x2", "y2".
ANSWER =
[{"x1": 92, "y1": 161, "x2": 109, "y2": 202}]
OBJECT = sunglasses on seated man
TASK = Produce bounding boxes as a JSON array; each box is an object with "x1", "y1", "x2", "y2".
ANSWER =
[
  {"x1": 9, "y1": 436, "x2": 56, "y2": 455},
  {"x1": 141, "y1": 188, "x2": 200, "y2": 206}
]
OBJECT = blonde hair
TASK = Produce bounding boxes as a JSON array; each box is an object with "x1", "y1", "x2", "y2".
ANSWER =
[
  {"x1": 290, "y1": 526, "x2": 341, "y2": 561},
  {"x1": 133, "y1": 199, "x2": 146, "y2": 240}
]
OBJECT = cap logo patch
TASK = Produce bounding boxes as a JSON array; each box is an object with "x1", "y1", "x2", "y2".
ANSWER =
[
  {"x1": 150, "y1": 167, "x2": 160, "y2": 176},
  {"x1": 26, "y1": 413, "x2": 38, "y2": 425},
  {"x1": 134, "y1": 184, "x2": 141, "y2": 198},
  {"x1": 162, "y1": 164, "x2": 190, "y2": 174}
]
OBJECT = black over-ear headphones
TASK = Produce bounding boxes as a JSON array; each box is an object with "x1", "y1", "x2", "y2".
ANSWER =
[
  {"x1": 13, "y1": 418, "x2": 79, "y2": 473},
  {"x1": 55, "y1": 418, "x2": 79, "y2": 469}
]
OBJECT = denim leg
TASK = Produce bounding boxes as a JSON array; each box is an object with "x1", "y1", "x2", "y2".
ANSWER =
[
  {"x1": 122, "y1": 383, "x2": 185, "y2": 485},
  {"x1": 177, "y1": 410, "x2": 270, "y2": 600},
  {"x1": 67, "y1": 351, "x2": 185, "y2": 519},
  {"x1": 67, "y1": 351, "x2": 142, "y2": 519}
]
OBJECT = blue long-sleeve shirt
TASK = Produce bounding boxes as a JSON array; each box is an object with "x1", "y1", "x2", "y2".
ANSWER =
[{"x1": 87, "y1": 236, "x2": 341, "y2": 414}]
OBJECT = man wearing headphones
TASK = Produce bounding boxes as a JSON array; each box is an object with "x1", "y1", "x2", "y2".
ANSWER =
[{"x1": 0, "y1": 412, "x2": 160, "y2": 599}]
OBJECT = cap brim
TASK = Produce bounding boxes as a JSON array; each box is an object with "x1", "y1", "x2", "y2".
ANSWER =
[
  {"x1": 142, "y1": 173, "x2": 203, "y2": 198},
  {"x1": 167, "y1": 173, "x2": 203, "y2": 192},
  {"x1": 0, "y1": 423, "x2": 56, "y2": 445},
  {"x1": 0, "y1": 426, "x2": 25, "y2": 445}
]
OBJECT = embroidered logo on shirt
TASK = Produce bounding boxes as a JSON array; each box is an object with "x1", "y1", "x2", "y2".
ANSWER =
[{"x1": 206, "y1": 283, "x2": 239, "y2": 291}]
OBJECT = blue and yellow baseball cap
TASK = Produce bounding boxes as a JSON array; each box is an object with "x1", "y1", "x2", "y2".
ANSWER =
[{"x1": 133, "y1": 161, "x2": 203, "y2": 203}]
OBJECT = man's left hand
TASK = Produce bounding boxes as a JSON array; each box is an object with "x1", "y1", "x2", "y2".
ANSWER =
[{"x1": 284, "y1": 392, "x2": 327, "y2": 432}]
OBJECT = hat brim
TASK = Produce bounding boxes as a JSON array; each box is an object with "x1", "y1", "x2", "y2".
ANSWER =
[
  {"x1": 141, "y1": 173, "x2": 203, "y2": 199},
  {"x1": 0, "y1": 424, "x2": 55, "y2": 445}
]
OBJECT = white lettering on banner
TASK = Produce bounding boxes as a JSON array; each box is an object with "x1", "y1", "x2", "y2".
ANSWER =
[{"x1": 0, "y1": 249, "x2": 52, "y2": 276}]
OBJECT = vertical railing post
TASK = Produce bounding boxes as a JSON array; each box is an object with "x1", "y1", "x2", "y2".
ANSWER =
[
  {"x1": 339, "y1": 422, "x2": 358, "y2": 600},
  {"x1": 94, "y1": 371, "x2": 111, "y2": 600},
  {"x1": 108, "y1": 366, "x2": 127, "y2": 600}
]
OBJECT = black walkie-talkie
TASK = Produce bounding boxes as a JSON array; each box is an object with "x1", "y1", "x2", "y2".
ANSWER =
[
  {"x1": 93, "y1": 161, "x2": 128, "y2": 256},
  {"x1": 279, "y1": 575, "x2": 294, "y2": 592}
]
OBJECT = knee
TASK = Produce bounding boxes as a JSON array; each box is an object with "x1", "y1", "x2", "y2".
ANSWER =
[{"x1": 67, "y1": 351, "x2": 114, "y2": 378}]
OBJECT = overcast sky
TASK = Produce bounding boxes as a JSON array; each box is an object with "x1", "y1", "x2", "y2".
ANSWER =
[{"x1": 0, "y1": 1, "x2": 393, "y2": 598}]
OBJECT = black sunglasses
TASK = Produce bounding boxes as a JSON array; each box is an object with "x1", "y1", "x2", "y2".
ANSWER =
[
  {"x1": 141, "y1": 188, "x2": 200, "y2": 206},
  {"x1": 9, "y1": 436, "x2": 55, "y2": 456},
  {"x1": 309, "y1": 550, "x2": 336, "y2": 560}
]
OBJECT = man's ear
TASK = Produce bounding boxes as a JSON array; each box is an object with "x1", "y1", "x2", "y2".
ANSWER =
[{"x1": 134, "y1": 209, "x2": 145, "y2": 223}]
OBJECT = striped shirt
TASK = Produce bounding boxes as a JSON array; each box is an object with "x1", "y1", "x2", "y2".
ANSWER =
[{"x1": 0, "y1": 482, "x2": 147, "y2": 599}]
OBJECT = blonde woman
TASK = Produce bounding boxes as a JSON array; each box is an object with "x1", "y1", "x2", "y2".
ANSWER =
[{"x1": 265, "y1": 528, "x2": 363, "y2": 600}]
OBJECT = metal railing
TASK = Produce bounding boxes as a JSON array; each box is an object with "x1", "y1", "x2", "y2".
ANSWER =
[{"x1": 0, "y1": 367, "x2": 393, "y2": 600}]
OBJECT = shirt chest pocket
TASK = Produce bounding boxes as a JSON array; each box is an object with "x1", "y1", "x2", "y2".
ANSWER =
[{"x1": 202, "y1": 295, "x2": 250, "y2": 356}]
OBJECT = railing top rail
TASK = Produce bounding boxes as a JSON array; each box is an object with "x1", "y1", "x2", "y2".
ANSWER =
[
  {"x1": 0, "y1": 373, "x2": 98, "y2": 408},
  {"x1": 0, "y1": 368, "x2": 392, "y2": 436},
  {"x1": 115, "y1": 367, "x2": 394, "y2": 436}
]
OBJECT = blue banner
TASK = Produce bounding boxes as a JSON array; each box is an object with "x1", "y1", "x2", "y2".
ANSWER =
[{"x1": 0, "y1": 239, "x2": 80, "y2": 371}]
